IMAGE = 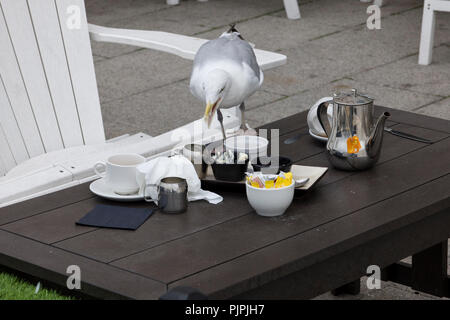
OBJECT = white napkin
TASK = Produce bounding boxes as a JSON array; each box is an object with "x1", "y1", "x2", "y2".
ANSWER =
[{"x1": 136, "y1": 155, "x2": 223, "y2": 204}]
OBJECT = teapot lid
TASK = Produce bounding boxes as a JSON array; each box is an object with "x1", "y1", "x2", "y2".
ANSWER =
[{"x1": 333, "y1": 88, "x2": 373, "y2": 106}]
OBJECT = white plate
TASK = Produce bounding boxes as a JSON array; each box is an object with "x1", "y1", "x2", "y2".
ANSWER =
[
  {"x1": 309, "y1": 129, "x2": 328, "y2": 142},
  {"x1": 290, "y1": 164, "x2": 328, "y2": 190},
  {"x1": 89, "y1": 178, "x2": 144, "y2": 202}
]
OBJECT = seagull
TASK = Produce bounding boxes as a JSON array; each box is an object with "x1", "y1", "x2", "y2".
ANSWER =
[{"x1": 189, "y1": 24, "x2": 263, "y2": 140}]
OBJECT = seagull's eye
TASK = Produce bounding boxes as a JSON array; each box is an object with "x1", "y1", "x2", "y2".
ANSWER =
[{"x1": 219, "y1": 88, "x2": 225, "y2": 93}]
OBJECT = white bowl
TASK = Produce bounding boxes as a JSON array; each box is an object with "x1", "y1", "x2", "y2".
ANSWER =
[
  {"x1": 245, "y1": 181, "x2": 295, "y2": 217},
  {"x1": 224, "y1": 135, "x2": 268, "y2": 162}
]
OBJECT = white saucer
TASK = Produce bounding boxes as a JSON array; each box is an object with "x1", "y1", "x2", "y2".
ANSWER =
[
  {"x1": 89, "y1": 178, "x2": 144, "y2": 202},
  {"x1": 309, "y1": 129, "x2": 328, "y2": 142}
]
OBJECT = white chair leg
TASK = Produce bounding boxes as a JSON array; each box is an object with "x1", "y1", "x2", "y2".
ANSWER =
[
  {"x1": 283, "y1": 0, "x2": 301, "y2": 20},
  {"x1": 418, "y1": 0, "x2": 436, "y2": 65},
  {"x1": 166, "y1": 0, "x2": 179, "y2": 5}
]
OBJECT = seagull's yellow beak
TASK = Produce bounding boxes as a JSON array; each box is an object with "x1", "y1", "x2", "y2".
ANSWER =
[{"x1": 204, "y1": 100, "x2": 218, "y2": 128}]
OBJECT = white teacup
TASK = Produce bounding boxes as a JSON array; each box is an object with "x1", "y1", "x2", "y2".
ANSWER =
[
  {"x1": 307, "y1": 97, "x2": 333, "y2": 137},
  {"x1": 94, "y1": 154, "x2": 145, "y2": 195}
]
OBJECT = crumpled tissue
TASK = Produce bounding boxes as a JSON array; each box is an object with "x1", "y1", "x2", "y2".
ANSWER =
[{"x1": 136, "y1": 155, "x2": 222, "y2": 204}]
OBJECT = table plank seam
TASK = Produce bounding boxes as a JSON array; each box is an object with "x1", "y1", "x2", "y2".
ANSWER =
[
  {"x1": 293, "y1": 134, "x2": 450, "y2": 192},
  {"x1": 393, "y1": 121, "x2": 450, "y2": 135},
  {"x1": 377, "y1": 106, "x2": 450, "y2": 134},
  {"x1": 47, "y1": 226, "x2": 101, "y2": 245},
  {"x1": 165, "y1": 173, "x2": 450, "y2": 286},
  {"x1": 104, "y1": 210, "x2": 256, "y2": 264},
  {"x1": 0, "y1": 194, "x2": 96, "y2": 226},
  {"x1": 290, "y1": 135, "x2": 449, "y2": 202},
  {"x1": 0, "y1": 227, "x2": 169, "y2": 287},
  {"x1": 279, "y1": 121, "x2": 448, "y2": 165},
  {"x1": 269, "y1": 123, "x2": 309, "y2": 138}
]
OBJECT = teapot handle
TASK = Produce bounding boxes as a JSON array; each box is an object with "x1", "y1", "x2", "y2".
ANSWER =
[{"x1": 317, "y1": 99, "x2": 333, "y2": 138}]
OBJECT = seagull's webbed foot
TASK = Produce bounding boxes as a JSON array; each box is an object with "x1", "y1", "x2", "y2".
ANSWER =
[{"x1": 235, "y1": 124, "x2": 257, "y2": 137}]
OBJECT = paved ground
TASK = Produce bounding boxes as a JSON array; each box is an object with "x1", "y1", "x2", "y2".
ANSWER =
[{"x1": 86, "y1": 0, "x2": 450, "y2": 299}]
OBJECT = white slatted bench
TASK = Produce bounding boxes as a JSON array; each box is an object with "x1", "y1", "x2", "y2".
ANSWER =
[{"x1": 0, "y1": 0, "x2": 286, "y2": 207}]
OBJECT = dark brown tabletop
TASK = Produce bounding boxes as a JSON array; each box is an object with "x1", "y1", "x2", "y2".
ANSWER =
[{"x1": 0, "y1": 107, "x2": 449, "y2": 299}]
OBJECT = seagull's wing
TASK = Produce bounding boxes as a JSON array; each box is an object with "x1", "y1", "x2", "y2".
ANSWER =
[{"x1": 193, "y1": 33, "x2": 261, "y2": 82}]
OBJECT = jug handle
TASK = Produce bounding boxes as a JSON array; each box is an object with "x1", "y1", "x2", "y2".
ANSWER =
[
  {"x1": 144, "y1": 183, "x2": 159, "y2": 203},
  {"x1": 317, "y1": 99, "x2": 333, "y2": 138}
]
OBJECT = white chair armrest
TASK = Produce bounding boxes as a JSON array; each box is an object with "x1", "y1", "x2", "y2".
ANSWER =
[{"x1": 88, "y1": 24, "x2": 286, "y2": 70}]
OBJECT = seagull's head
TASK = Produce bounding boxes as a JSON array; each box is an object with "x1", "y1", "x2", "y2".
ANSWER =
[{"x1": 203, "y1": 69, "x2": 231, "y2": 127}]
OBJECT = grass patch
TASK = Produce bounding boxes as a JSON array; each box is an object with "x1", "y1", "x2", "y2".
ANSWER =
[{"x1": 0, "y1": 272, "x2": 73, "y2": 300}]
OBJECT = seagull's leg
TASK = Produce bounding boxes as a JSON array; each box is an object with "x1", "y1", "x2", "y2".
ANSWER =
[
  {"x1": 239, "y1": 102, "x2": 246, "y2": 131},
  {"x1": 217, "y1": 109, "x2": 227, "y2": 144},
  {"x1": 237, "y1": 102, "x2": 257, "y2": 136}
]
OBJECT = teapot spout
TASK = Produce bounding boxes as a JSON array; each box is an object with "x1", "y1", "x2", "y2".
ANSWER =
[{"x1": 367, "y1": 112, "x2": 390, "y2": 157}]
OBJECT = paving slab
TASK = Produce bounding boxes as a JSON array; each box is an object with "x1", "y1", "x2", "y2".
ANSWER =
[
  {"x1": 100, "y1": 0, "x2": 283, "y2": 34},
  {"x1": 101, "y1": 80, "x2": 285, "y2": 137},
  {"x1": 353, "y1": 45, "x2": 450, "y2": 96},
  {"x1": 246, "y1": 94, "x2": 309, "y2": 128},
  {"x1": 196, "y1": 13, "x2": 338, "y2": 52},
  {"x1": 247, "y1": 76, "x2": 443, "y2": 129},
  {"x1": 85, "y1": 0, "x2": 168, "y2": 25},
  {"x1": 297, "y1": 78, "x2": 443, "y2": 111},
  {"x1": 103, "y1": 119, "x2": 140, "y2": 140},
  {"x1": 91, "y1": 41, "x2": 143, "y2": 60},
  {"x1": 262, "y1": 46, "x2": 354, "y2": 96},
  {"x1": 94, "y1": 49, "x2": 192, "y2": 103},
  {"x1": 92, "y1": 54, "x2": 107, "y2": 62},
  {"x1": 89, "y1": 0, "x2": 286, "y2": 58},
  {"x1": 416, "y1": 98, "x2": 450, "y2": 121},
  {"x1": 314, "y1": 277, "x2": 440, "y2": 300},
  {"x1": 302, "y1": 8, "x2": 450, "y2": 77},
  {"x1": 272, "y1": 0, "x2": 423, "y2": 29}
]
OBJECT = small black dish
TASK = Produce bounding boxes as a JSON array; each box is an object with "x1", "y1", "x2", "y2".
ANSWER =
[
  {"x1": 251, "y1": 156, "x2": 292, "y2": 174},
  {"x1": 211, "y1": 151, "x2": 249, "y2": 182}
]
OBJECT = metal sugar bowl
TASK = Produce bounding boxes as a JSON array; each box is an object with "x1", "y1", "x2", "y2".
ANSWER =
[{"x1": 317, "y1": 89, "x2": 390, "y2": 171}]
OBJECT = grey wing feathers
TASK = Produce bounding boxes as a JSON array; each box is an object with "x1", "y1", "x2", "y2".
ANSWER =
[{"x1": 193, "y1": 35, "x2": 261, "y2": 80}]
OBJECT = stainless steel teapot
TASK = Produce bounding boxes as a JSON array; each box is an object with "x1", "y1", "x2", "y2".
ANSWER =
[{"x1": 317, "y1": 89, "x2": 390, "y2": 171}]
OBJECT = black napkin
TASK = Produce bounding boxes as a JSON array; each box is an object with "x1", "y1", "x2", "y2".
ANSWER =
[{"x1": 76, "y1": 204, "x2": 154, "y2": 230}]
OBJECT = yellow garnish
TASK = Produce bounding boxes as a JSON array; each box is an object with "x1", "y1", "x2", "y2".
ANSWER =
[{"x1": 265, "y1": 180, "x2": 274, "y2": 188}]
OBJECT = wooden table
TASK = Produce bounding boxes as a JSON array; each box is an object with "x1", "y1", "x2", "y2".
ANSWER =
[{"x1": 0, "y1": 107, "x2": 449, "y2": 299}]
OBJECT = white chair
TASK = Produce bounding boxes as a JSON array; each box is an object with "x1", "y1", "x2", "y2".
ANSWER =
[
  {"x1": 0, "y1": 0, "x2": 286, "y2": 207},
  {"x1": 419, "y1": 0, "x2": 450, "y2": 65},
  {"x1": 167, "y1": 0, "x2": 301, "y2": 20}
]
